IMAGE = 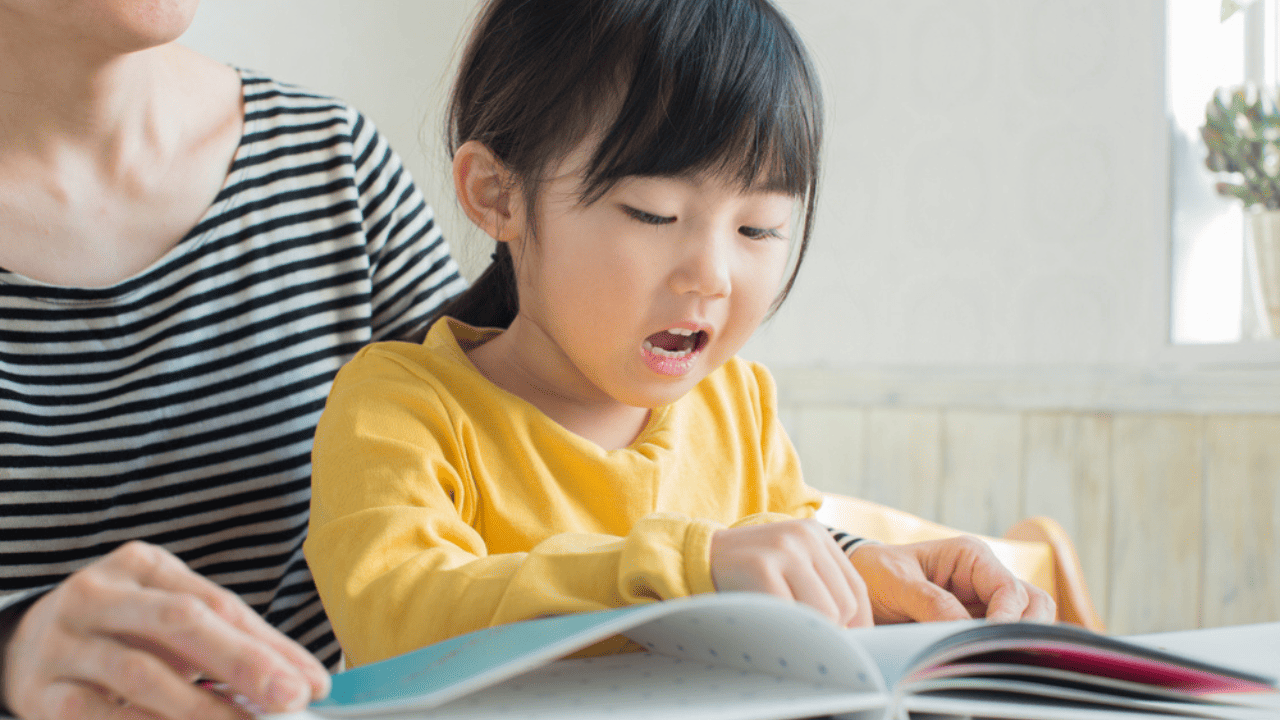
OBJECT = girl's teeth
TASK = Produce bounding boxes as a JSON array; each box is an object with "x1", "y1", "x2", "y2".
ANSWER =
[
  {"x1": 642, "y1": 340, "x2": 694, "y2": 358},
  {"x1": 668, "y1": 328, "x2": 694, "y2": 336}
]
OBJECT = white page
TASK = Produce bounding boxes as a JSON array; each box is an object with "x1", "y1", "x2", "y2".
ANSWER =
[
  {"x1": 839, "y1": 620, "x2": 982, "y2": 687},
  {"x1": 267, "y1": 594, "x2": 889, "y2": 720},
  {"x1": 624, "y1": 596, "x2": 888, "y2": 693},
  {"x1": 410, "y1": 653, "x2": 888, "y2": 720},
  {"x1": 271, "y1": 654, "x2": 888, "y2": 720}
]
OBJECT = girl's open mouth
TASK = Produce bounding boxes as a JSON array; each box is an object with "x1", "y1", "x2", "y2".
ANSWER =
[{"x1": 640, "y1": 328, "x2": 709, "y2": 376}]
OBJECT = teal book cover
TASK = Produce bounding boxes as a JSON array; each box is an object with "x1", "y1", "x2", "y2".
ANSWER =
[{"x1": 309, "y1": 602, "x2": 675, "y2": 717}]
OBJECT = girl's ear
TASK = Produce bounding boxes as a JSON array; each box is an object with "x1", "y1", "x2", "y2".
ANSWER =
[{"x1": 453, "y1": 140, "x2": 524, "y2": 243}]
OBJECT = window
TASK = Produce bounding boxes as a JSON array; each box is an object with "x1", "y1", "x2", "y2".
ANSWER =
[{"x1": 1168, "y1": 0, "x2": 1280, "y2": 345}]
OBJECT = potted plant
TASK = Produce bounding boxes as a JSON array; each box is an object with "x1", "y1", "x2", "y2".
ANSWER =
[{"x1": 1202, "y1": 83, "x2": 1280, "y2": 337}]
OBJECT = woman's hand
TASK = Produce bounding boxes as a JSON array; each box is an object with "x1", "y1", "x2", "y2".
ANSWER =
[
  {"x1": 849, "y1": 536, "x2": 1057, "y2": 624},
  {"x1": 709, "y1": 519, "x2": 873, "y2": 628},
  {"x1": 1, "y1": 541, "x2": 330, "y2": 720}
]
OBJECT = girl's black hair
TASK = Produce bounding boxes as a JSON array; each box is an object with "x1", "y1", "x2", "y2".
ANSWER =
[{"x1": 438, "y1": 0, "x2": 823, "y2": 329}]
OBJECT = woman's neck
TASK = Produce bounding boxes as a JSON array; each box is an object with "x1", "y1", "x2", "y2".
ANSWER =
[
  {"x1": 0, "y1": 35, "x2": 244, "y2": 287},
  {"x1": 0, "y1": 40, "x2": 182, "y2": 165}
]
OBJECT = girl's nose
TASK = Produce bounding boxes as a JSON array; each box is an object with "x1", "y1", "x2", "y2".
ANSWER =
[{"x1": 669, "y1": 230, "x2": 731, "y2": 298}]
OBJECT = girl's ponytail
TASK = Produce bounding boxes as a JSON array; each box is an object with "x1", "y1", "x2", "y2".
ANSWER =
[{"x1": 434, "y1": 243, "x2": 518, "y2": 329}]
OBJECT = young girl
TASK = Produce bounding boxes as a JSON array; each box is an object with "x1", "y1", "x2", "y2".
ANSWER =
[{"x1": 307, "y1": 0, "x2": 1053, "y2": 668}]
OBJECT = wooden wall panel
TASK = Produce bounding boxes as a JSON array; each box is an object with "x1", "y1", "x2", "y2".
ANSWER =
[
  {"x1": 1021, "y1": 412, "x2": 1112, "y2": 629},
  {"x1": 1107, "y1": 415, "x2": 1204, "y2": 634},
  {"x1": 939, "y1": 410, "x2": 1023, "y2": 537},
  {"x1": 1202, "y1": 415, "x2": 1280, "y2": 627},
  {"x1": 782, "y1": 395, "x2": 1277, "y2": 632},
  {"x1": 792, "y1": 405, "x2": 866, "y2": 498},
  {"x1": 862, "y1": 408, "x2": 943, "y2": 521}
]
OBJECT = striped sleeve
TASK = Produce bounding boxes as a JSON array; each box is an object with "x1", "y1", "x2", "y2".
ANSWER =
[
  {"x1": 349, "y1": 111, "x2": 464, "y2": 343},
  {"x1": 827, "y1": 527, "x2": 882, "y2": 556}
]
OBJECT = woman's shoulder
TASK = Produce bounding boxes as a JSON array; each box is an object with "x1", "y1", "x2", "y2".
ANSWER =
[
  {"x1": 232, "y1": 68, "x2": 374, "y2": 143},
  {"x1": 236, "y1": 68, "x2": 350, "y2": 111}
]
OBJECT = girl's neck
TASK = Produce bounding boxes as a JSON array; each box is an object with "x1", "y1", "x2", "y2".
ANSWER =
[{"x1": 465, "y1": 320, "x2": 652, "y2": 452}]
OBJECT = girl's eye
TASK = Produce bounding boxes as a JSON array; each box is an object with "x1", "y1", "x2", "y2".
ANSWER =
[
  {"x1": 739, "y1": 226, "x2": 783, "y2": 240},
  {"x1": 622, "y1": 206, "x2": 675, "y2": 225}
]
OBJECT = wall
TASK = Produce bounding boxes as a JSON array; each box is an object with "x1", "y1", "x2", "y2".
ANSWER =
[
  {"x1": 775, "y1": 370, "x2": 1280, "y2": 634},
  {"x1": 183, "y1": 0, "x2": 1279, "y2": 633},
  {"x1": 745, "y1": 0, "x2": 1168, "y2": 368}
]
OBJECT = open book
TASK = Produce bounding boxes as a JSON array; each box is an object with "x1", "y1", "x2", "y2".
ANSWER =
[{"x1": 267, "y1": 593, "x2": 1279, "y2": 720}]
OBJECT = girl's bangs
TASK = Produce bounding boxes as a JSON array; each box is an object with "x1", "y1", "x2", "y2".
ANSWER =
[{"x1": 576, "y1": 0, "x2": 821, "y2": 202}]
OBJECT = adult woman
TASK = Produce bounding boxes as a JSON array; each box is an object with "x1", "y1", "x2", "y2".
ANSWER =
[{"x1": 0, "y1": 1, "x2": 464, "y2": 718}]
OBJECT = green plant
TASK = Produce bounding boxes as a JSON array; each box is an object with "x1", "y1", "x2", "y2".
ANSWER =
[{"x1": 1202, "y1": 83, "x2": 1280, "y2": 210}]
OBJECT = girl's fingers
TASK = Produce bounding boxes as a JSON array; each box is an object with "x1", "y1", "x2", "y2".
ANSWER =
[
  {"x1": 62, "y1": 637, "x2": 247, "y2": 720},
  {"x1": 827, "y1": 543, "x2": 873, "y2": 628},
  {"x1": 782, "y1": 565, "x2": 843, "y2": 625},
  {"x1": 710, "y1": 520, "x2": 875, "y2": 628},
  {"x1": 807, "y1": 540, "x2": 862, "y2": 628}
]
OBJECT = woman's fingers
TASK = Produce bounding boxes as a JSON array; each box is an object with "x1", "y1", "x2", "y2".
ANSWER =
[
  {"x1": 2, "y1": 541, "x2": 327, "y2": 720},
  {"x1": 74, "y1": 588, "x2": 311, "y2": 714},
  {"x1": 101, "y1": 542, "x2": 330, "y2": 698},
  {"x1": 849, "y1": 542, "x2": 970, "y2": 624},
  {"x1": 60, "y1": 638, "x2": 249, "y2": 720},
  {"x1": 851, "y1": 536, "x2": 1058, "y2": 624}
]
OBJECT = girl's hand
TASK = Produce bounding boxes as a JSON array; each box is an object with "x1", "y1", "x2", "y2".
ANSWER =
[
  {"x1": 1, "y1": 541, "x2": 330, "y2": 720},
  {"x1": 848, "y1": 536, "x2": 1057, "y2": 624},
  {"x1": 709, "y1": 519, "x2": 872, "y2": 628}
]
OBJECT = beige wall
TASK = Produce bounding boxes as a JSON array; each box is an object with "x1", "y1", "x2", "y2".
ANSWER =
[{"x1": 776, "y1": 368, "x2": 1280, "y2": 635}]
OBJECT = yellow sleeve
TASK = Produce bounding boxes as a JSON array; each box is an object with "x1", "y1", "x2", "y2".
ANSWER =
[
  {"x1": 730, "y1": 361, "x2": 822, "y2": 529},
  {"x1": 306, "y1": 350, "x2": 721, "y2": 667}
]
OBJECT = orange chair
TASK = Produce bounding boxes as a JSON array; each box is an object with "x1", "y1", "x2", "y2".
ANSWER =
[{"x1": 813, "y1": 492, "x2": 1105, "y2": 632}]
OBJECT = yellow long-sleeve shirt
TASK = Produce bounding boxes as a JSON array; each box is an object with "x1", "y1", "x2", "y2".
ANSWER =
[{"x1": 306, "y1": 317, "x2": 821, "y2": 667}]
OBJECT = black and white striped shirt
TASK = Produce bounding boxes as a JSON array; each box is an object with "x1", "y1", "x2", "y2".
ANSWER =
[{"x1": 0, "y1": 70, "x2": 465, "y2": 669}]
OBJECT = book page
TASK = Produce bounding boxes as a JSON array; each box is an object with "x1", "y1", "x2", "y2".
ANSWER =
[
  {"x1": 272, "y1": 653, "x2": 889, "y2": 720},
  {"x1": 903, "y1": 622, "x2": 1277, "y2": 693},
  {"x1": 1123, "y1": 622, "x2": 1280, "y2": 713},
  {"x1": 1124, "y1": 623, "x2": 1280, "y2": 684},
  {"x1": 409, "y1": 653, "x2": 889, "y2": 720},
  {"x1": 901, "y1": 692, "x2": 1280, "y2": 720},
  {"x1": 622, "y1": 594, "x2": 887, "y2": 693},
  {"x1": 290, "y1": 593, "x2": 889, "y2": 719},
  {"x1": 840, "y1": 620, "x2": 983, "y2": 688},
  {"x1": 890, "y1": 622, "x2": 1279, "y2": 719}
]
